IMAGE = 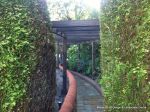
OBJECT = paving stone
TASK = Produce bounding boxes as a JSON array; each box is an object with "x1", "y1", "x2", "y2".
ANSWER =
[
  {"x1": 55, "y1": 70, "x2": 104, "y2": 112},
  {"x1": 74, "y1": 75, "x2": 104, "y2": 112}
]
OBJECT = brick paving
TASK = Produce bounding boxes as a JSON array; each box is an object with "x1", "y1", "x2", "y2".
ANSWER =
[{"x1": 74, "y1": 75, "x2": 104, "y2": 112}]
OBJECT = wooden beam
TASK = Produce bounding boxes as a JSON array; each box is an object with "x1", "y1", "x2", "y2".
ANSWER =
[
  {"x1": 55, "y1": 38, "x2": 99, "y2": 44},
  {"x1": 55, "y1": 35, "x2": 99, "y2": 41},
  {"x1": 67, "y1": 37, "x2": 99, "y2": 41},
  {"x1": 52, "y1": 20, "x2": 99, "y2": 28},
  {"x1": 64, "y1": 31, "x2": 99, "y2": 34},
  {"x1": 66, "y1": 34, "x2": 99, "y2": 37},
  {"x1": 57, "y1": 35, "x2": 99, "y2": 39},
  {"x1": 55, "y1": 26, "x2": 100, "y2": 32}
]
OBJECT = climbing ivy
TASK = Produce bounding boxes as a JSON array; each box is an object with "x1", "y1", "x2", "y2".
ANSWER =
[
  {"x1": 0, "y1": 2, "x2": 36, "y2": 111},
  {"x1": 0, "y1": 0, "x2": 55, "y2": 111},
  {"x1": 100, "y1": 0, "x2": 150, "y2": 112}
]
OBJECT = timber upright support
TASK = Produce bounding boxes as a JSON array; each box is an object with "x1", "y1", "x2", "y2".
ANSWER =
[
  {"x1": 62, "y1": 33, "x2": 67, "y2": 96},
  {"x1": 60, "y1": 46, "x2": 63, "y2": 64},
  {"x1": 56, "y1": 42, "x2": 59, "y2": 68},
  {"x1": 92, "y1": 42, "x2": 95, "y2": 75},
  {"x1": 78, "y1": 44, "x2": 80, "y2": 60}
]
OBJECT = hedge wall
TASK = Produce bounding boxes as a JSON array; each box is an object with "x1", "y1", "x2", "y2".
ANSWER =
[
  {"x1": 0, "y1": 0, "x2": 56, "y2": 112},
  {"x1": 100, "y1": 0, "x2": 150, "y2": 111}
]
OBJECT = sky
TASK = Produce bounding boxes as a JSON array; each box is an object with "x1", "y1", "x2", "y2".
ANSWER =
[{"x1": 82, "y1": 0, "x2": 100, "y2": 10}]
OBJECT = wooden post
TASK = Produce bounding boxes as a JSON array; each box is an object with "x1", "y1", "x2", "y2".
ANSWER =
[
  {"x1": 59, "y1": 45, "x2": 63, "y2": 64},
  {"x1": 92, "y1": 42, "x2": 95, "y2": 75},
  {"x1": 61, "y1": 51, "x2": 63, "y2": 64},
  {"x1": 56, "y1": 42, "x2": 59, "y2": 68},
  {"x1": 62, "y1": 34, "x2": 67, "y2": 96},
  {"x1": 78, "y1": 44, "x2": 80, "y2": 60},
  {"x1": 77, "y1": 44, "x2": 81, "y2": 72}
]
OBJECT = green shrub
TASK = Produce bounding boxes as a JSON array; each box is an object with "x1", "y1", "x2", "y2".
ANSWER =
[
  {"x1": 0, "y1": 3, "x2": 37, "y2": 111},
  {"x1": 100, "y1": 0, "x2": 150, "y2": 111}
]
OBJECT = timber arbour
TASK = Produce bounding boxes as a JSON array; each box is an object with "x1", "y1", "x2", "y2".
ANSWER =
[{"x1": 52, "y1": 19, "x2": 103, "y2": 111}]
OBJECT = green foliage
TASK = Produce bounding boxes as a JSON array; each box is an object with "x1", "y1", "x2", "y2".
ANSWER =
[
  {"x1": 48, "y1": 0, "x2": 100, "y2": 20},
  {"x1": 0, "y1": 2, "x2": 37, "y2": 112},
  {"x1": 67, "y1": 43, "x2": 100, "y2": 77},
  {"x1": 67, "y1": 45, "x2": 78, "y2": 70},
  {"x1": 0, "y1": 0, "x2": 54, "y2": 111},
  {"x1": 100, "y1": 0, "x2": 150, "y2": 111}
]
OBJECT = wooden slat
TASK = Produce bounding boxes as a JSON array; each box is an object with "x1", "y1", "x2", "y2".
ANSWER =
[
  {"x1": 51, "y1": 19, "x2": 100, "y2": 44},
  {"x1": 66, "y1": 33, "x2": 99, "y2": 38},
  {"x1": 65, "y1": 31, "x2": 99, "y2": 36},
  {"x1": 55, "y1": 36, "x2": 99, "y2": 43},
  {"x1": 55, "y1": 26, "x2": 100, "y2": 32},
  {"x1": 52, "y1": 20, "x2": 99, "y2": 28}
]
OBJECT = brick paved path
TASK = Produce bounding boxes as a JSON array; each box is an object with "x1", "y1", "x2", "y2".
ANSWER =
[{"x1": 74, "y1": 75, "x2": 104, "y2": 112}]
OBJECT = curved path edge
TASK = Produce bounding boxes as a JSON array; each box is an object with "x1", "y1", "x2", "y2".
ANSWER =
[
  {"x1": 71, "y1": 71, "x2": 104, "y2": 97},
  {"x1": 59, "y1": 66, "x2": 77, "y2": 112}
]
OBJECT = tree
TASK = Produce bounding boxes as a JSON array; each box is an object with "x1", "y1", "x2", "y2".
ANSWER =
[{"x1": 48, "y1": 0, "x2": 88, "y2": 20}]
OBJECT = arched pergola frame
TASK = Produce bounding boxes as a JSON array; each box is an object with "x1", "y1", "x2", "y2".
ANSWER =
[{"x1": 51, "y1": 19, "x2": 100, "y2": 96}]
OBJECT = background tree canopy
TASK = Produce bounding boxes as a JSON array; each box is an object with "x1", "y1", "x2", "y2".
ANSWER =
[
  {"x1": 100, "y1": 0, "x2": 150, "y2": 111},
  {"x1": 47, "y1": 0, "x2": 99, "y2": 20}
]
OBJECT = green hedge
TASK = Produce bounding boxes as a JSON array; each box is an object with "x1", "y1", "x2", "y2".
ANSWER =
[
  {"x1": 100, "y1": 0, "x2": 150, "y2": 111},
  {"x1": 0, "y1": 0, "x2": 55, "y2": 111},
  {"x1": 0, "y1": 2, "x2": 36, "y2": 111}
]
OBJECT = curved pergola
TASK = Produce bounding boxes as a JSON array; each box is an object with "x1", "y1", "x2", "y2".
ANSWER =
[
  {"x1": 52, "y1": 19, "x2": 100, "y2": 44},
  {"x1": 51, "y1": 20, "x2": 100, "y2": 111}
]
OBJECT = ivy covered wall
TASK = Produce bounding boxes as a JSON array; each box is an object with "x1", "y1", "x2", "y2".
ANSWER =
[
  {"x1": 0, "y1": 0, "x2": 56, "y2": 112},
  {"x1": 100, "y1": 0, "x2": 150, "y2": 111}
]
